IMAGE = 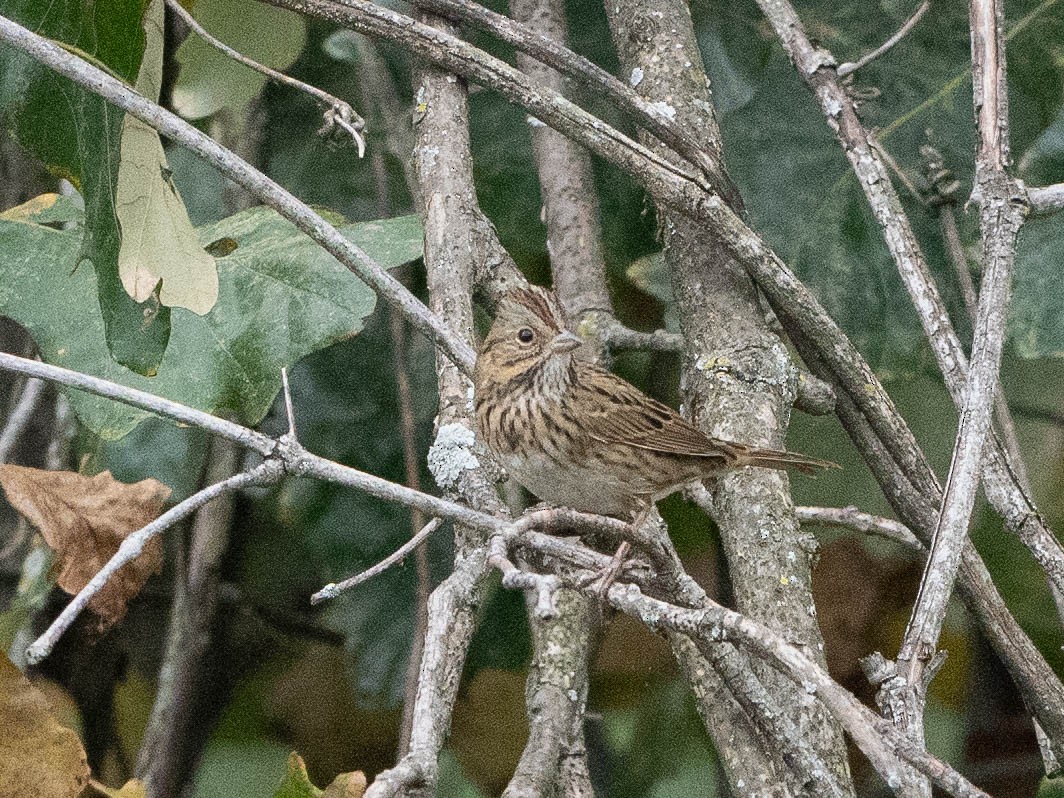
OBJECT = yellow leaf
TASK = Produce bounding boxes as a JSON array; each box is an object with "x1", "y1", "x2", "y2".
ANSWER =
[
  {"x1": 116, "y1": 0, "x2": 218, "y2": 315},
  {"x1": 85, "y1": 779, "x2": 147, "y2": 798},
  {"x1": 0, "y1": 655, "x2": 89, "y2": 798},
  {"x1": 0, "y1": 193, "x2": 61, "y2": 223}
]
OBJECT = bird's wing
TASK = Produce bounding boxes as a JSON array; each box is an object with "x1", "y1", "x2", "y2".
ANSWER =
[{"x1": 574, "y1": 365, "x2": 745, "y2": 462}]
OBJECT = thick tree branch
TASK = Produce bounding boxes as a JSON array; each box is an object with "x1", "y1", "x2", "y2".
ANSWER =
[{"x1": 602, "y1": 1, "x2": 852, "y2": 791}]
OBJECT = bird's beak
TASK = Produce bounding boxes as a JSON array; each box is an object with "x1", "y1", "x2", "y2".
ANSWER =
[{"x1": 550, "y1": 331, "x2": 583, "y2": 354}]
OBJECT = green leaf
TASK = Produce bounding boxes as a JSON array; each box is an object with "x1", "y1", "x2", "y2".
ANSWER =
[
  {"x1": 0, "y1": 200, "x2": 424, "y2": 439},
  {"x1": 274, "y1": 753, "x2": 322, "y2": 798},
  {"x1": 0, "y1": 0, "x2": 225, "y2": 375},
  {"x1": 172, "y1": 0, "x2": 307, "y2": 121}
]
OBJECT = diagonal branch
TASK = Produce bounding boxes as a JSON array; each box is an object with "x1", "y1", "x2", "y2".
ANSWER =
[{"x1": 27, "y1": 459, "x2": 282, "y2": 664}]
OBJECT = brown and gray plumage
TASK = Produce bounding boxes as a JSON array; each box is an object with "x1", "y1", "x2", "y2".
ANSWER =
[{"x1": 473, "y1": 286, "x2": 836, "y2": 518}]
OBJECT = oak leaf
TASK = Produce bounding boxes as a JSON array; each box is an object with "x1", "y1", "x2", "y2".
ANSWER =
[
  {"x1": 0, "y1": 654, "x2": 89, "y2": 798},
  {"x1": 0, "y1": 466, "x2": 171, "y2": 627}
]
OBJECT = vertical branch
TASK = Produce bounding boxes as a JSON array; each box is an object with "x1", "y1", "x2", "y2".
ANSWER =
[
  {"x1": 505, "y1": 1, "x2": 602, "y2": 793},
  {"x1": 136, "y1": 437, "x2": 242, "y2": 796},
  {"x1": 601, "y1": 1, "x2": 853, "y2": 793},
  {"x1": 368, "y1": 11, "x2": 511, "y2": 796},
  {"x1": 897, "y1": 0, "x2": 1026, "y2": 720},
  {"x1": 509, "y1": 0, "x2": 610, "y2": 324},
  {"x1": 137, "y1": 90, "x2": 265, "y2": 796},
  {"x1": 391, "y1": 307, "x2": 433, "y2": 756},
  {"x1": 349, "y1": 43, "x2": 433, "y2": 754}
]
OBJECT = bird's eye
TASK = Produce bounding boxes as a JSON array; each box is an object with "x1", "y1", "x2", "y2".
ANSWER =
[{"x1": 517, "y1": 328, "x2": 535, "y2": 343}]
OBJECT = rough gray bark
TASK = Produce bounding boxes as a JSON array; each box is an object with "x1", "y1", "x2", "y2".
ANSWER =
[
  {"x1": 505, "y1": 2, "x2": 601, "y2": 794},
  {"x1": 364, "y1": 22, "x2": 503, "y2": 797},
  {"x1": 601, "y1": 1, "x2": 854, "y2": 793}
]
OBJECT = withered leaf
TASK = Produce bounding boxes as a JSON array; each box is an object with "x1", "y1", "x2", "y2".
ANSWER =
[
  {"x1": 0, "y1": 466, "x2": 171, "y2": 627},
  {"x1": 323, "y1": 771, "x2": 367, "y2": 798},
  {"x1": 0, "y1": 654, "x2": 89, "y2": 798}
]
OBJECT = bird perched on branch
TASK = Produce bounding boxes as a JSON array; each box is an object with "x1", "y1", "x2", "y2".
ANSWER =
[{"x1": 473, "y1": 285, "x2": 835, "y2": 522}]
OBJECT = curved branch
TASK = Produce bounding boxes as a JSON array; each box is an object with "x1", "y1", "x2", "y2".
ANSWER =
[{"x1": 164, "y1": 0, "x2": 366, "y2": 153}]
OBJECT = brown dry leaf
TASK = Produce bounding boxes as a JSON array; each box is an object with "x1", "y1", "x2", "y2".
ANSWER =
[
  {"x1": 323, "y1": 771, "x2": 367, "y2": 798},
  {"x1": 0, "y1": 465, "x2": 171, "y2": 627},
  {"x1": 0, "y1": 654, "x2": 89, "y2": 798}
]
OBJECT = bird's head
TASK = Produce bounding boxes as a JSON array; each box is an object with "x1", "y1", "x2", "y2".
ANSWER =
[{"x1": 474, "y1": 286, "x2": 583, "y2": 390}]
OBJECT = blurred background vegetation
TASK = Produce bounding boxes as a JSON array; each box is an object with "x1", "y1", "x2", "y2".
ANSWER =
[{"x1": 1, "y1": 0, "x2": 1063, "y2": 795}]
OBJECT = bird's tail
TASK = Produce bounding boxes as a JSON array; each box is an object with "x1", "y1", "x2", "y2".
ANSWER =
[{"x1": 739, "y1": 447, "x2": 840, "y2": 476}]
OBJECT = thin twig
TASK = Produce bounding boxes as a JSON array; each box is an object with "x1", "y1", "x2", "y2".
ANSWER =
[
  {"x1": 390, "y1": 296, "x2": 433, "y2": 756},
  {"x1": 0, "y1": 351, "x2": 275, "y2": 455},
  {"x1": 939, "y1": 205, "x2": 979, "y2": 318},
  {"x1": 26, "y1": 459, "x2": 282, "y2": 664},
  {"x1": 164, "y1": 0, "x2": 366, "y2": 154},
  {"x1": 837, "y1": 0, "x2": 932, "y2": 77},
  {"x1": 795, "y1": 505, "x2": 921, "y2": 550},
  {"x1": 0, "y1": 375, "x2": 45, "y2": 463},
  {"x1": 280, "y1": 366, "x2": 297, "y2": 439},
  {"x1": 312, "y1": 518, "x2": 444, "y2": 604}
]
